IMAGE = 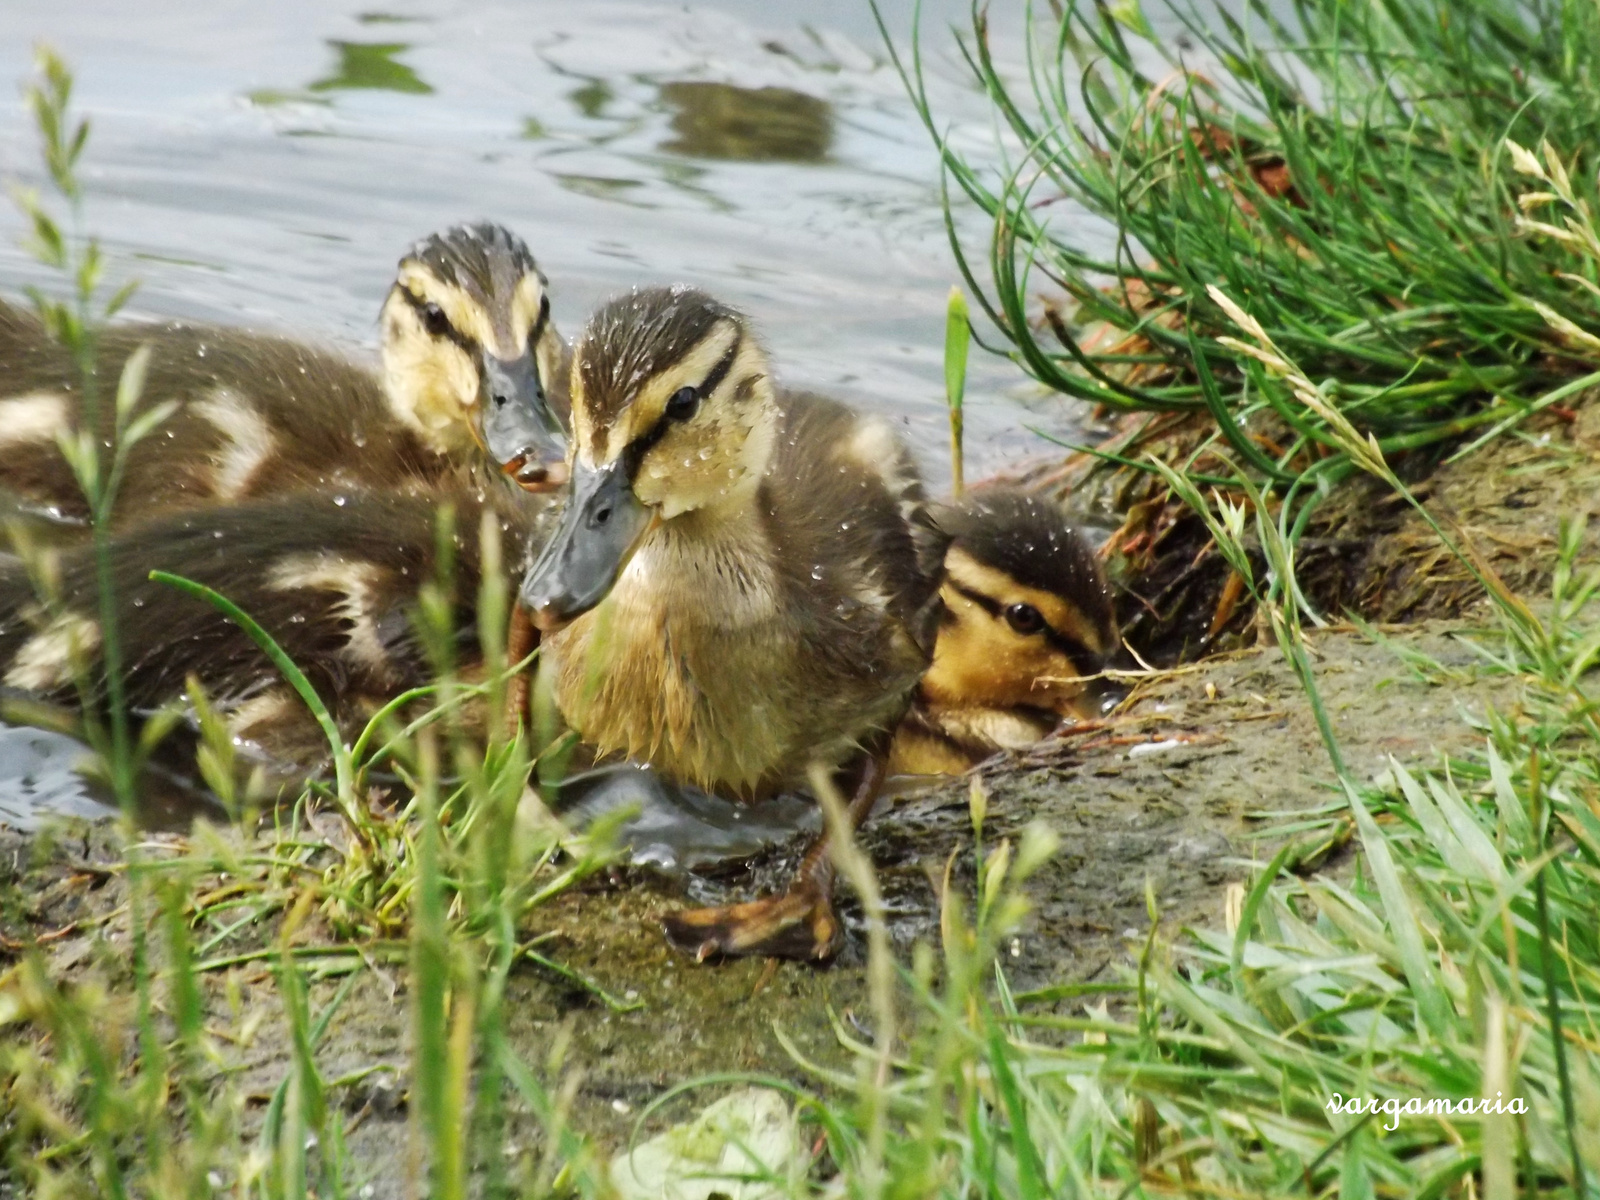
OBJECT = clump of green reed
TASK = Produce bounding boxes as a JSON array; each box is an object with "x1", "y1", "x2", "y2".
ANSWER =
[
  {"x1": 776, "y1": 445, "x2": 1600, "y2": 1198},
  {"x1": 755, "y1": 262, "x2": 1600, "y2": 1194},
  {"x1": 2, "y1": 509, "x2": 619, "y2": 1197},
  {"x1": 0, "y1": 49, "x2": 208, "y2": 1199},
  {"x1": 9, "y1": 48, "x2": 177, "y2": 815},
  {"x1": 881, "y1": 0, "x2": 1600, "y2": 489},
  {"x1": 2, "y1": 52, "x2": 617, "y2": 1197},
  {"x1": 944, "y1": 286, "x2": 971, "y2": 496}
]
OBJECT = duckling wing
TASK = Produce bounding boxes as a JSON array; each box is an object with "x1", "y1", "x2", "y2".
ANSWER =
[
  {"x1": 0, "y1": 297, "x2": 47, "y2": 359},
  {"x1": 763, "y1": 392, "x2": 950, "y2": 664},
  {"x1": 0, "y1": 311, "x2": 460, "y2": 529}
]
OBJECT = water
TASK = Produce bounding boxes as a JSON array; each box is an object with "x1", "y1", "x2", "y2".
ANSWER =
[
  {"x1": 0, "y1": 0, "x2": 1079, "y2": 473},
  {"x1": 0, "y1": 0, "x2": 1085, "y2": 829}
]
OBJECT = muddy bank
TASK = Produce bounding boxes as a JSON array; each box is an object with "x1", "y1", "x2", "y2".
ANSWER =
[
  {"x1": 5, "y1": 399, "x2": 1585, "y2": 1189},
  {"x1": 1030, "y1": 394, "x2": 1600, "y2": 660},
  {"x1": 0, "y1": 613, "x2": 1517, "y2": 1190}
]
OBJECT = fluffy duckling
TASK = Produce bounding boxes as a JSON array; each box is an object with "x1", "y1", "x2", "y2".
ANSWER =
[
  {"x1": 0, "y1": 487, "x2": 556, "y2": 780},
  {"x1": 888, "y1": 487, "x2": 1119, "y2": 775},
  {"x1": 521, "y1": 285, "x2": 947, "y2": 961},
  {"x1": 0, "y1": 222, "x2": 568, "y2": 534}
]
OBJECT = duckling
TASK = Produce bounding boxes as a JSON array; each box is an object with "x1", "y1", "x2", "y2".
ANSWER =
[
  {"x1": 0, "y1": 485, "x2": 556, "y2": 781},
  {"x1": 0, "y1": 222, "x2": 568, "y2": 535},
  {"x1": 520, "y1": 285, "x2": 947, "y2": 961},
  {"x1": 888, "y1": 487, "x2": 1120, "y2": 775}
]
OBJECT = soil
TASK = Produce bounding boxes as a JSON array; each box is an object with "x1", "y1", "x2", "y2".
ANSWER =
[
  {"x1": 1, "y1": 407, "x2": 1591, "y2": 1190},
  {"x1": 1021, "y1": 393, "x2": 1600, "y2": 661}
]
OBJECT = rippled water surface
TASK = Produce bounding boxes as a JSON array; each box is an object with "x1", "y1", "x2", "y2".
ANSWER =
[
  {"x1": 0, "y1": 0, "x2": 1083, "y2": 825},
  {"x1": 0, "y1": 0, "x2": 1078, "y2": 471}
]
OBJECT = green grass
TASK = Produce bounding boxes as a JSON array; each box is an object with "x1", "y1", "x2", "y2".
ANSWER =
[{"x1": 886, "y1": 0, "x2": 1600, "y2": 491}]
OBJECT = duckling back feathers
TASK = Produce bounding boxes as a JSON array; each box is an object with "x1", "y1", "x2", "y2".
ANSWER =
[
  {"x1": 0, "y1": 222, "x2": 566, "y2": 530},
  {"x1": 0, "y1": 487, "x2": 557, "y2": 767}
]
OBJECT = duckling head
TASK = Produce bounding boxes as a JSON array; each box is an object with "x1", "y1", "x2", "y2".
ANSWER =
[
  {"x1": 520, "y1": 286, "x2": 778, "y2": 629},
  {"x1": 927, "y1": 488, "x2": 1119, "y2": 721},
  {"x1": 380, "y1": 221, "x2": 568, "y2": 488}
]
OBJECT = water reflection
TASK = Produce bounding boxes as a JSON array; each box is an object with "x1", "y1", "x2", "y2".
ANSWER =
[
  {"x1": 310, "y1": 41, "x2": 433, "y2": 94},
  {"x1": 0, "y1": 724, "x2": 108, "y2": 829},
  {"x1": 570, "y1": 78, "x2": 614, "y2": 120},
  {"x1": 658, "y1": 81, "x2": 832, "y2": 163}
]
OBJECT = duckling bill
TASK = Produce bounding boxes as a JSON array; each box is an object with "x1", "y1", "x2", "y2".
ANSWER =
[{"x1": 522, "y1": 286, "x2": 946, "y2": 961}]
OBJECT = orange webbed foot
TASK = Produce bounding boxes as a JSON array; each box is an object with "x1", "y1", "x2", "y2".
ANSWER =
[{"x1": 661, "y1": 882, "x2": 841, "y2": 963}]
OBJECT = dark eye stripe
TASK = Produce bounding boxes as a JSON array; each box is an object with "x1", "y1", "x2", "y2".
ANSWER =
[
  {"x1": 948, "y1": 580, "x2": 1101, "y2": 678},
  {"x1": 398, "y1": 287, "x2": 477, "y2": 359},
  {"x1": 695, "y1": 331, "x2": 741, "y2": 400},
  {"x1": 529, "y1": 292, "x2": 551, "y2": 348},
  {"x1": 624, "y1": 330, "x2": 743, "y2": 476}
]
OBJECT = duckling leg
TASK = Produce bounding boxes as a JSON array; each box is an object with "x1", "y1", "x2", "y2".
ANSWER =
[
  {"x1": 661, "y1": 750, "x2": 887, "y2": 963},
  {"x1": 504, "y1": 601, "x2": 537, "y2": 738}
]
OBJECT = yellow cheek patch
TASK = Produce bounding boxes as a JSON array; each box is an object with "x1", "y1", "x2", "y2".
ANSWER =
[
  {"x1": 943, "y1": 548, "x2": 1114, "y2": 659},
  {"x1": 926, "y1": 588, "x2": 1096, "y2": 716},
  {"x1": 380, "y1": 293, "x2": 482, "y2": 452}
]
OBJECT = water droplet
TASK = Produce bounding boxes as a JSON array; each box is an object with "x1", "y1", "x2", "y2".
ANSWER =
[
  {"x1": 810, "y1": 565, "x2": 824, "y2": 581},
  {"x1": 333, "y1": 495, "x2": 348, "y2": 507}
]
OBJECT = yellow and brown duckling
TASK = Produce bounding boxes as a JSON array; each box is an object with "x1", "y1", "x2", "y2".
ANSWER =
[
  {"x1": 0, "y1": 485, "x2": 556, "y2": 783},
  {"x1": 521, "y1": 285, "x2": 947, "y2": 962},
  {"x1": 0, "y1": 221, "x2": 568, "y2": 536},
  {"x1": 888, "y1": 486, "x2": 1119, "y2": 775}
]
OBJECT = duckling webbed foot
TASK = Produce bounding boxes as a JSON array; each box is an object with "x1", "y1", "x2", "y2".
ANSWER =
[
  {"x1": 662, "y1": 879, "x2": 841, "y2": 962},
  {"x1": 662, "y1": 747, "x2": 888, "y2": 964}
]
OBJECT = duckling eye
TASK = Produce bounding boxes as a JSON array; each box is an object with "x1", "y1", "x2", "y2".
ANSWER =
[
  {"x1": 1004, "y1": 603, "x2": 1045, "y2": 635},
  {"x1": 665, "y1": 385, "x2": 699, "y2": 422},
  {"x1": 421, "y1": 302, "x2": 451, "y2": 338}
]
